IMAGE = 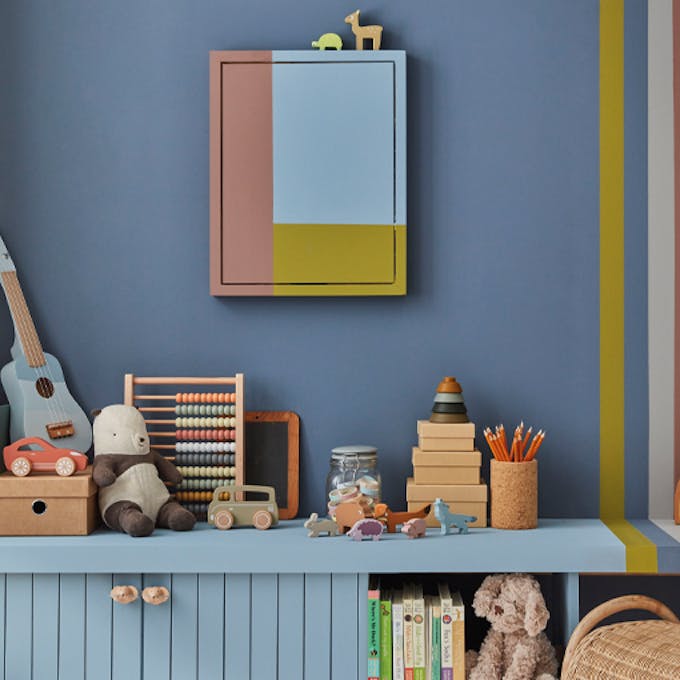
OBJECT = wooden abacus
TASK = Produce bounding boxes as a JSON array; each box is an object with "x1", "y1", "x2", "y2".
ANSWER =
[{"x1": 123, "y1": 374, "x2": 244, "y2": 520}]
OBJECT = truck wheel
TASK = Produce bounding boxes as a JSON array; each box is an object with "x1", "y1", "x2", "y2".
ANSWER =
[
  {"x1": 253, "y1": 510, "x2": 273, "y2": 530},
  {"x1": 214, "y1": 510, "x2": 234, "y2": 530}
]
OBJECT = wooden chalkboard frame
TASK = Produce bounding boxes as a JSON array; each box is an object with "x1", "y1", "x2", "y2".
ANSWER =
[{"x1": 245, "y1": 411, "x2": 299, "y2": 519}]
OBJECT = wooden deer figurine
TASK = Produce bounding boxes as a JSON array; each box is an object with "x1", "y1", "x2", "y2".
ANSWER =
[{"x1": 344, "y1": 10, "x2": 383, "y2": 51}]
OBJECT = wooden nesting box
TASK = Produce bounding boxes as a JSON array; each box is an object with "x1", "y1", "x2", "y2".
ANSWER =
[
  {"x1": 412, "y1": 448, "x2": 481, "y2": 485},
  {"x1": 406, "y1": 478, "x2": 487, "y2": 528},
  {"x1": 0, "y1": 468, "x2": 98, "y2": 535}
]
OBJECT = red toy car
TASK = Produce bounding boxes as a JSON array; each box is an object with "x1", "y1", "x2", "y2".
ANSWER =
[{"x1": 3, "y1": 437, "x2": 88, "y2": 477}]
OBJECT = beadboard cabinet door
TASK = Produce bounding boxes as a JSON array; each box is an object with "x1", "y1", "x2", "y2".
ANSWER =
[{"x1": 1, "y1": 571, "x2": 367, "y2": 679}]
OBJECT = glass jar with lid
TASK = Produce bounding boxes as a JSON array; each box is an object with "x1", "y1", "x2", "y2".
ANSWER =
[{"x1": 325, "y1": 445, "x2": 382, "y2": 511}]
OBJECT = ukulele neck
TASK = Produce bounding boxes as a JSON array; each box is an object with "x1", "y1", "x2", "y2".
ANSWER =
[{"x1": 0, "y1": 270, "x2": 46, "y2": 368}]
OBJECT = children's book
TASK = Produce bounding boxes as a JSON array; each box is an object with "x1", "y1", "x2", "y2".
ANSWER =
[
  {"x1": 438, "y1": 583, "x2": 454, "y2": 680},
  {"x1": 392, "y1": 590, "x2": 405, "y2": 680},
  {"x1": 431, "y1": 596, "x2": 441, "y2": 680},
  {"x1": 403, "y1": 582, "x2": 415, "y2": 680},
  {"x1": 425, "y1": 595, "x2": 432, "y2": 680},
  {"x1": 413, "y1": 583, "x2": 426, "y2": 680},
  {"x1": 451, "y1": 591, "x2": 465, "y2": 680},
  {"x1": 380, "y1": 589, "x2": 393, "y2": 680},
  {"x1": 368, "y1": 576, "x2": 381, "y2": 680}
]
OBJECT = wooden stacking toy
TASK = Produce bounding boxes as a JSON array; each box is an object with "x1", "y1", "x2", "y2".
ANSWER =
[
  {"x1": 429, "y1": 376, "x2": 469, "y2": 424},
  {"x1": 406, "y1": 377, "x2": 488, "y2": 527}
]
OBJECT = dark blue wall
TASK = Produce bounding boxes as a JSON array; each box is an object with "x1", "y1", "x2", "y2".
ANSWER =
[{"x1": 0, "y1": 1, "x2": 626, "y2": 518}]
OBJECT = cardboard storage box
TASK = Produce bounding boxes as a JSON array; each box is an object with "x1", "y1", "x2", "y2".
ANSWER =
[
  {"x1": 0, "y1": 468, "x2": 98, "y2": 535},
  {"x1": 406, "y1": 478, "x2": 488, "y2": 528},
  {"x1": 412, "y1": 448, "x2": 481, "y2": 485},
  {"x1": 417, "y1": 420, "x2": 475, "y2": 439},
  {"x1": 418, "y1": 436, "x2": 475, "y2": 452}
]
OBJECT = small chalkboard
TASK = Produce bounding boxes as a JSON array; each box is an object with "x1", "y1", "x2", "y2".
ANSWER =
[{"x1": 245, "y1": 411, "x2": 299, "y2": 519}]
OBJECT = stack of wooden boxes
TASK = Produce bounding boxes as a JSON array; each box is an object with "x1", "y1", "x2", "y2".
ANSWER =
[{"x1": 406, "y1": 378, "x2": 488, "y2": 527}]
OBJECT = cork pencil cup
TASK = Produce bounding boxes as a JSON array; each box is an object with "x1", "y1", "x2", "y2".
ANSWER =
[{"x1": 490, "y1": 459, "x2": 538, "y2": 530}]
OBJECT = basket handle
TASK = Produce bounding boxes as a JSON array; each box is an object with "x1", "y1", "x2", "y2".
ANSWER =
[{"x1": 563, "y1": 595, "x2": 679, "y2": 676}]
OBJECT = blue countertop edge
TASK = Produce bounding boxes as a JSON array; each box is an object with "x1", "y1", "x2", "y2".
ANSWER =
[{"x1": 0, "y1": 518, "x2": 632, "y2": 574}]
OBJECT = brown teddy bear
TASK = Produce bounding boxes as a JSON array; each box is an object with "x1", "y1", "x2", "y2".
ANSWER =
[{"x1": 466, "y1": 574, "x2": 558, "y2": 680}]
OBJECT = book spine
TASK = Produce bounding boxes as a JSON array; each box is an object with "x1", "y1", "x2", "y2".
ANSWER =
[
  {"x1": 392, "y1": 602, "x2": 405, "y2": 680},
  {"x1": 403, "y1": 590, "x2": 414, "y2": 680},
  {"x1": 413, "y1": 596, "x2": 426, "y2": 680},
  {"x1": 439, "y1": 599, "x2": 453, "y2": 680},
  {"x1": 431, "y1": 612, "x2": 441, "y2": 680},
  {"x1": 368, "y1": 588, "x2": 381, "y2": 680},
  {"x1": 380, "y1": 597, "x2": 393, "y2": 680},
  {"x1": 452, "y1": 606, "x2": 465, "y2": 680}
]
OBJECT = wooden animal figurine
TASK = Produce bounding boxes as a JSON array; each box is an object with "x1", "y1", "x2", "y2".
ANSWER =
[
  {"x1": 304, "y1": 512, "x2": 339, "y2": 537},
  {"x1": 344, "y1": 10, "x2": 383, "y2": 51},
  {"x1": 312, "y1": 33, "x2": 343, "y2": 50},
  {"x1": 401, "y1": 518, "x2": 427, "y2": 539},
  {"x1": 347, "y1": 518, "x2": 384, "y2": 541},
  {"x1": 675, "y1": 480, "x2": 679, "y2": 525},
  {"x1": 373, "y1": 503, "x2": 432, "y2": 533},
  {"x1": 433, "y1": 498, "x2": 476, "y2": 535},
  {"x1": 334, "y1": 501, "x2": 367, "y2": 534}
]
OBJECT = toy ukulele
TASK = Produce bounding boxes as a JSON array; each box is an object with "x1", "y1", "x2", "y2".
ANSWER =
[{"x1": 0, "y1": 236, "x2": 92, "y2": 452}]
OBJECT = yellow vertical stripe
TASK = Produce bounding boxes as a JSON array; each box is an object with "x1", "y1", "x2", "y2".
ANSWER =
[
  {"x1": 600, "y1": 0, "x2": 625, "y2": 519},
  {"x1": 599, "y1": 0, "x2": 657, "y2": 571}
]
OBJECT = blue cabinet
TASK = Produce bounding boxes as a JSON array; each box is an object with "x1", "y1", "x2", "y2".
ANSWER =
[
  {"x1": 0, "y1": 571, "x2": 368, "y2": 680},
  {"x1": 0, "y1": 519, "x2": 637, "y2": 678}
]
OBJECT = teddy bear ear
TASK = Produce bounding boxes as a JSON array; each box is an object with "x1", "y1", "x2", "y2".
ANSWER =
[
  {"x1": 473, "y1": 574, "x2": 506, "y2": 618},
  {"x1": 524, "y1": 588, "x2": 550, "y2": 637},
  {"x1": 91, "y1": 409, "x2": 102, "y2": 419}
]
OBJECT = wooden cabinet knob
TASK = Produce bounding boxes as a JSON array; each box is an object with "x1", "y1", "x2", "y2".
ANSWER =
[
  {"x1": 110, "y1": 585, "x2": 139, "y2": 604},
  {"x1": 142, "y1": 586, "x2": 170, "y2": 605}
]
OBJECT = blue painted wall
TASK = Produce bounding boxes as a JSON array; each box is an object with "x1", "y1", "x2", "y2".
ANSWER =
[{"x1": 0, "y1": 1, "x2": 640, "y2": 518}]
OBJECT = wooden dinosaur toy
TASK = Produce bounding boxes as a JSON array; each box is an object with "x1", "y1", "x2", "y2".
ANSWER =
[{"x1": 344, "y1": 10, "x2": 383, "y2": 51}]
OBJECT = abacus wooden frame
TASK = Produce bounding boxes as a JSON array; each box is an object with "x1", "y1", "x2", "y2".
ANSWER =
[{"x1": 123, "y1": 374, "x2": 245, "y2": 489}]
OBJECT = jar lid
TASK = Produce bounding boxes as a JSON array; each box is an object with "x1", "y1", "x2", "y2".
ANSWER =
[{"x1": 331, "y1": 445, "x2": 378, "y2": 461}]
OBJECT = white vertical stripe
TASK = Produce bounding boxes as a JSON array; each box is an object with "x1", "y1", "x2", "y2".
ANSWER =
[{"x1": 648, "y1": 0, "x2": 676, "y2": 518}]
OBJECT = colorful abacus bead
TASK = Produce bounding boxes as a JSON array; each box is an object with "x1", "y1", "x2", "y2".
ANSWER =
[
  {"x1": 175, "y1": 404, "x2": 236, "y2": 416},
  {"x1": 175, "y1": 442, "x2": 236, "y2": 453},
  {"x1": 176, "y1": 392, "x2": 236, "y2": 404},
  {"x1": 176, "y1": 466, "x2": 236, "y2": 478},
  {"x1": 174, "y1": 453, "x2": 235, "y2": 466}
]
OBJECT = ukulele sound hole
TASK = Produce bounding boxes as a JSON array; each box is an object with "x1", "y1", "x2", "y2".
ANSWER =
[{"x1": 35, "y1": 377, "x2": 55, "y2": 399}]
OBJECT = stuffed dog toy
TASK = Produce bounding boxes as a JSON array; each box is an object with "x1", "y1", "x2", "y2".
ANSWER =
[{"x1": 466, "y1": 574, "x2": 558, "y2": 680}]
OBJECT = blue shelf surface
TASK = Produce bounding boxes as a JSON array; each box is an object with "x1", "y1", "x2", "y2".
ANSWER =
[{"x1": 0, "y1": 518, "x2": 627, "y2": 574}]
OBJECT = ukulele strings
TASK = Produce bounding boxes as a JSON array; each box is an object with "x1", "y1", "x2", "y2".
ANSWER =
[{"x1": 5, "y1": 273, "x2": 69, "y2": 428}]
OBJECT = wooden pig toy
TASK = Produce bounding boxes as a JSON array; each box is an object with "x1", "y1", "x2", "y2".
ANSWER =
[{"x1": 401, "y1": 517, "x2": 427, "y2": 539}]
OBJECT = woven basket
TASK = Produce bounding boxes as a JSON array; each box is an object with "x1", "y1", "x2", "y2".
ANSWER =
[{"x1": 562, "y1": 595, "x2": 680, "y2": 679}]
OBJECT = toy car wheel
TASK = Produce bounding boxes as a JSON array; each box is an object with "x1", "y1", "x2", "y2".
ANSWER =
[
  {"x1": 11, "y1": 456, "x2": 31, "y2": 477},
  {"x1": 55, "y1": 456, "x2": 76, "y2": 477},
  {"x1": 253, "y1": 510, "x2": 273, "y2": 530},
  {"x1": 214, "y1": 510, "x2": 234, "y2": 530}
]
